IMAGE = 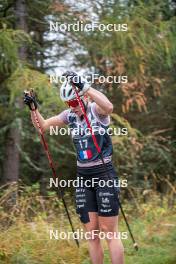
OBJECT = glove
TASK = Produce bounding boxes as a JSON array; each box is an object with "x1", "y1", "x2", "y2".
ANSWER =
[
  {"x1": 24, "y1": 91, "x2": 38, "y2": 110},
  {"x1": 63, "y1": 71, "x2": 90, "y2": 93}
]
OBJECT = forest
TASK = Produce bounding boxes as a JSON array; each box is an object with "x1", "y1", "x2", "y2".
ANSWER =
[{"x1": 0, "y1": 0, "x2": 176, "y2": 263}]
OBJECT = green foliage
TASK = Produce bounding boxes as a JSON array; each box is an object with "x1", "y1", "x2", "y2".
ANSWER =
[
  {"x1": 0, "y1": 25, "x2": 31, "y2": 79},
  {"x1": 111, "y1": 113, "x2": 142, "y2": 138},
  {"x1": 0, "y1": 28, "x2": 18, "y2": 77},
  {"x1": 6, "y1": 67, "x2": 59, "y2": 106},
  {"x1": 64, "y1": 0, "x2": 176, "y2": 77}
]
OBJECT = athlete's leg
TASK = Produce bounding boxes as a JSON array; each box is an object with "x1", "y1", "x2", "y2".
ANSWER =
[
  {"x1": 99, "y1": 216, "x2": 124, "y2": 264},
  {"x1": 84, "y1": 212, "x2": 104, "y2": 264}
]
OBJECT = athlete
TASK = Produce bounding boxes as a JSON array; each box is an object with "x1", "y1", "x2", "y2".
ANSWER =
[{"x1": 24, "y1": 71, "x2": 124, "y2": 264}]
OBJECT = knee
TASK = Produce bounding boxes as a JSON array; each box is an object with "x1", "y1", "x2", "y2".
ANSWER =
[
  {"x1": 99, "y1": 225, "x2": 116, "y2": 241},
  {"x1": 86, "y1": 230, "x2": 101, "y2": 244},
  {"x1": 100, "y1": 224, "x2": 109, "y2": 233}
]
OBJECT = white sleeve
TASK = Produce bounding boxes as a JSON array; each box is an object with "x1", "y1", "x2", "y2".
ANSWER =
[
  {"x1": 57, "y1": 109, "x2": 69, "y2": 125},
  {"x1": 91, "y1": 102, "x2": 110, "y2": 126}
]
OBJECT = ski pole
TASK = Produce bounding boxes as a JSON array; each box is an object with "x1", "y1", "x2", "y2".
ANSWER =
[
  {"x1": 72, "y1": 84, "x2": 138, "y2": 251},
  {"x1": 26, "y1": 89, "x2": 79, "y2": 248}
]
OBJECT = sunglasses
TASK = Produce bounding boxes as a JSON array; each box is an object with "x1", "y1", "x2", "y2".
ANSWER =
[{"x1": 66, "y1": 99, "x2": 79, "y2": 108}]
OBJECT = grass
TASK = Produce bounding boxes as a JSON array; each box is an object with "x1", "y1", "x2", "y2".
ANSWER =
[
  {"x1": 124, "y1": 213, "x2": 176, "y2": 264},
  {"x1": 82, "y1": 211, "x2": 176, "y2": 264},
  {"x1": 0, "y1": 190, "x2": 175, "y2": 264}
]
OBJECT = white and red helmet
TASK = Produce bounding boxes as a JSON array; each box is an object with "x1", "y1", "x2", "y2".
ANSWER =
[{"x1": 60, "y1": 79, "x2": 84, "y2": 102}]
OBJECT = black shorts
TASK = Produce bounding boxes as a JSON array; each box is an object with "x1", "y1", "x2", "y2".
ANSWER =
[{"x1": 75, "y1": 162, "x2": 120, "y2": 224}]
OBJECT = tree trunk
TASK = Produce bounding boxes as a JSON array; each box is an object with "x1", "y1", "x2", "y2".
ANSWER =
[
  {"x1": 3, "y1": 128, "x2": 20, "y2": 184},
  {"x1": 15, "y1": 0, "x2": 28, "y2": 59}
]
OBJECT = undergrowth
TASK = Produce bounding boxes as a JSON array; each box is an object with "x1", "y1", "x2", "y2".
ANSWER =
[{"x1": 0, "y1": 184, "x2": 175, "y2": 264}]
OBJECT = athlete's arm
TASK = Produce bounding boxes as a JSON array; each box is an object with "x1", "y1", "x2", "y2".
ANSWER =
[
  {"x1": 85, "y1": 87, "x2": 113, "y2": 115},
  {"x1": 24, "y1": 91, "x2": 65, "y2": 132},
  {"x1": 62, "y1": 71, "x2": 113, "y2": 115},
  {"x1": 31, "y1": 109, "x2": 65, "y2": 133}
]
